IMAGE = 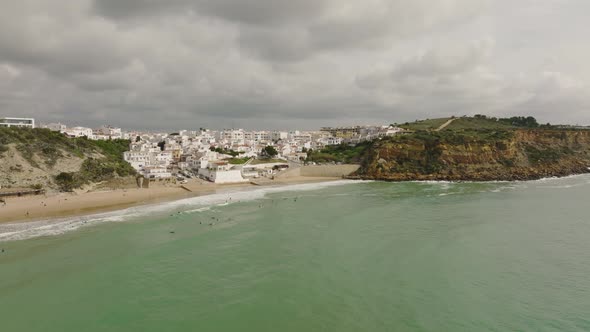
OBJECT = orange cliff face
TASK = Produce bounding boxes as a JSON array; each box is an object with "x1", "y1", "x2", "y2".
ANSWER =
[{"x1": 352, "y1": 129, "x2": 590, "y2": 181}]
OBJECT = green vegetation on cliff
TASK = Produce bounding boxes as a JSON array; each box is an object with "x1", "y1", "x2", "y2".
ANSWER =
[
  {"x1": 306, "y1": 142, "x2": 371, "y2": 164},
  {"x1": 447, "y1": 115, "x2": 541, "y2": 130},
  {"x1": 400, "y1": 115, "x2": 542, "y2": 131},
  {"x1": 0, "y1": 127, "x2": 135, "y2": 191},
  {"x1": 1, "y1": 126, "x2": 86, "y2": 167},
  {"x1": 308, "y1": 115, "x2": 589, "y2": 181},
  {"x1": 55, "y1": 141, "x2": 136, "y2": 192},
  {"x1": 398, "y1": 118, "x2": 453, "y2": 131}
]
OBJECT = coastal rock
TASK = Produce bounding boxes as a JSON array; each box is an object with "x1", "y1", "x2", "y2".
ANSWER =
[{"x1": 353, "y1": 129, "x2": 590, "y2": 182}]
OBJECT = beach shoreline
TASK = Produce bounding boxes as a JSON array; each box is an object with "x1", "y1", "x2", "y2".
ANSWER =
[{"x1": 0, "y1": 176, "x2": 340, "y2": 225}]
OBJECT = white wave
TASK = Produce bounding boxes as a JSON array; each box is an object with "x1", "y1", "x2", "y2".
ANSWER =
[
  {"x1": 531, "y1": 174, "x2": 590, "y2": 183},
  {"x1": 183, "y1": 206, "x2": 213, "y2": 214},
  {"x1": 405, "y1": 173, "x2": 590, "y2": 185},
  {"x1": 0, "y1": 180, "x2": 362, "y2": 242},
  {"x1": 414, "y1": 180, "x2": 454, "y2": 184},
  {"x1": 541, "y1": 184, "x2": 581, "y2": 189}
]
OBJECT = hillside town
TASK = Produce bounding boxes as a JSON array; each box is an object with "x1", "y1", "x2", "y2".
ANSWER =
[{"x1": 1, "y1": 117, "x2": 407, "y2": 184}]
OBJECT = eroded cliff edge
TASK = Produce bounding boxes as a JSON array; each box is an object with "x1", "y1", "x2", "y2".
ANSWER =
[{"x1": 351, "y1": 129, "x2": 590, "y2": 181}]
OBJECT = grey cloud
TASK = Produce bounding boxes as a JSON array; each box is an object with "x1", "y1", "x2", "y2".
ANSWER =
[
  {"x1": 92, "y1": 0, "x2": 331, "y2": 25},
  {"x1": 391, "y1": 39, "x2": 493, "y2": 78},
  {"x1": 237, "y1": 27, "x2": 312, "y2": 62},
  {"x1": 356, "y1": 40, "x2": 590, "y2": 124},
  {"x1": 0, "y1": 4, "x2": 131, "y2": 76},
  {"x1": 91, "y1": 0, "x2": 193, "y2": 19},
  {"x1": 91, "y1": 0, "x2": 490, "y2": 63},
  {"x1": 194, "y1": 0, "x2": 332, "y2": 26},
  {"x1": 241, "y1": 0, "x2": 490, "y2": 62},
  {"x1": 0, "y1": 0, "x2": 589, "y2": 130}
]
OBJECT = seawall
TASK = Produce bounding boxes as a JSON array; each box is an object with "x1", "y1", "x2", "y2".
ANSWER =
[{"x1": 276, "y1": 165, "x2": 360, "y2": 179}]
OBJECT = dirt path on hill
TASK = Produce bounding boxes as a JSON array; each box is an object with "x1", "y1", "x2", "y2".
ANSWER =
[{"x1": 435, "y1": 118, "x2": 456, "y2": 131}]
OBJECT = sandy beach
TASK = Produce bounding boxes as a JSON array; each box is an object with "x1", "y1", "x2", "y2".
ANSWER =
[{"x1": 0, "y1": 176, "x2": 340, "y2": 224}]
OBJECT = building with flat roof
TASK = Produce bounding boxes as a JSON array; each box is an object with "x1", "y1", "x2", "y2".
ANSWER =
[
  {"x1": 0, "y1": 117, "x2": 35, "y2": 128},
  {"x1": 320, "y1": 126, "x2": 362, "y2": 138}
]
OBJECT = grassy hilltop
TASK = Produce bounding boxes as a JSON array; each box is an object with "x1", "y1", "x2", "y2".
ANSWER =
[{"x1": 0, "y1": 127, "x2": 135, "y2": 191}]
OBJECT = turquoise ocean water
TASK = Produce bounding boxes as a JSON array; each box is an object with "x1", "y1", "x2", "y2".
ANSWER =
[{"x1": 1, "y1": 176, "x2": 590, "y2": 331}]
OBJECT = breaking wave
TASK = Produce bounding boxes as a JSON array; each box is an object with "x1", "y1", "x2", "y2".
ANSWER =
[{"x1": 0, "y1": 180, "x2": 362, "y2": 242}]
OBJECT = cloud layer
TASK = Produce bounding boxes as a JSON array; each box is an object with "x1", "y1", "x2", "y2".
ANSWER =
[{"x1": 0, "y1": 0, "x2": 589, "y2": 129}]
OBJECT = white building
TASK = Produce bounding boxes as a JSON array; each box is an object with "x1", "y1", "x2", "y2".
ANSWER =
[
  {"x1": 64, "y1": 127, "x2": 93, "y2": 138},
  {"x1": 123, "y1": 151, "x2": 152, "y2": 171},
  {"x1": 222, "y1": 129, "x2": 245, "y2": 145},
  {"x1": 0, "y1": 117, "x2": 35, "y2": 128},
  {"x1": 323, "y1": 137, "x2": 343, "y2": 146},
  {"x1": 272, "y1": 131, "x2": 288, "y2": 141},
  {"x1": 143, "y1": 166, "x2": 172, "y2": 179},
  {"x1": 154, "y1": 151, "x2": 174, "y2": 166},
  {"x1": 253, "y1": 131, "x2": 271, "y2": 142},
  {"x1": 95, "y1": 126, "x2": 122, "y2": 139},
  {"x1": 381, "y1": 126, "x2": 405, "y2": 137},
  {"x1": 198, "y1": 161, "x2": 248, "y2": 184}
]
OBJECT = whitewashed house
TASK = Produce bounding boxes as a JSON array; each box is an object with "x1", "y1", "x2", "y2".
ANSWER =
[
  {"x1": 198, "y1": 161, "x2": 248, "y2": 184},
  {"x1": 64, "y1": 127, "x2": 94, "y2": 138},
  {"x1": 124, "y1": 151, "x2": 152, "y2": 172},
  {"x1": 155, "y1": 151, "x2": 174, "y2": 167}
]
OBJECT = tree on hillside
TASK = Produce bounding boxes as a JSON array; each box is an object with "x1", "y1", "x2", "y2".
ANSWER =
[
  {"x1": 501, "y1": 116, "x2": 539, "y2": 128},
  {"x1": 262, "y1": 146, "x2": 278, "y2": 158}
]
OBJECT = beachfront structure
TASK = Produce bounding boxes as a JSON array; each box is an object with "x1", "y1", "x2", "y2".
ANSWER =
[
  {"x1": 143, "y1": 166, "x2": 172, "y2": 179},
  {"x1": 198, "y1": 161, "x2": 248, "y2": 184},
  {"x1": 0, "y1": 117, "x2": 35, "y2": 128},
  {"x1": 123, "y1": 151, "x2": 152, "y2": 171}
]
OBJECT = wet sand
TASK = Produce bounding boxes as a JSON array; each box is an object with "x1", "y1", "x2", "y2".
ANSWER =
[{"x1": 0, "y1": 176, "x2": 339, "y2": 224}]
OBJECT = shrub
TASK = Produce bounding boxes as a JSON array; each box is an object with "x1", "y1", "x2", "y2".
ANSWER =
[{"x1": 55, "y1": 172, "x2": 80, "y2": 192}]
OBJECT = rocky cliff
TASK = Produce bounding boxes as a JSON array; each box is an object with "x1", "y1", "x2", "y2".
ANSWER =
[{"x1": 352, "y1": 129, "x2": 590, "y2": 181}]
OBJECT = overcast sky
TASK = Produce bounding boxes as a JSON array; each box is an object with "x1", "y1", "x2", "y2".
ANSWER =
[{"x1": 1, "y1": 0, "x2": 589, "y2": 130}]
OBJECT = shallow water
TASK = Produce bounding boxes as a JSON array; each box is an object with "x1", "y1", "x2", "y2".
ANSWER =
[{"x1": 1, "y1": 176, "x2": 590, "y2": 331}]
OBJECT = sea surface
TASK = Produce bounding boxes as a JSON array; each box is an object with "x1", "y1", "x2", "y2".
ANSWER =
[{"x1": 1, "y1": 176, "x2": 590, "y2": 331}]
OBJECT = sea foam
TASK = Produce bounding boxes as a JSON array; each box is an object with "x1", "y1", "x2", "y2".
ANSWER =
[{"x1": 0, "y1": 180, "x2": 361, "y2": 242}]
